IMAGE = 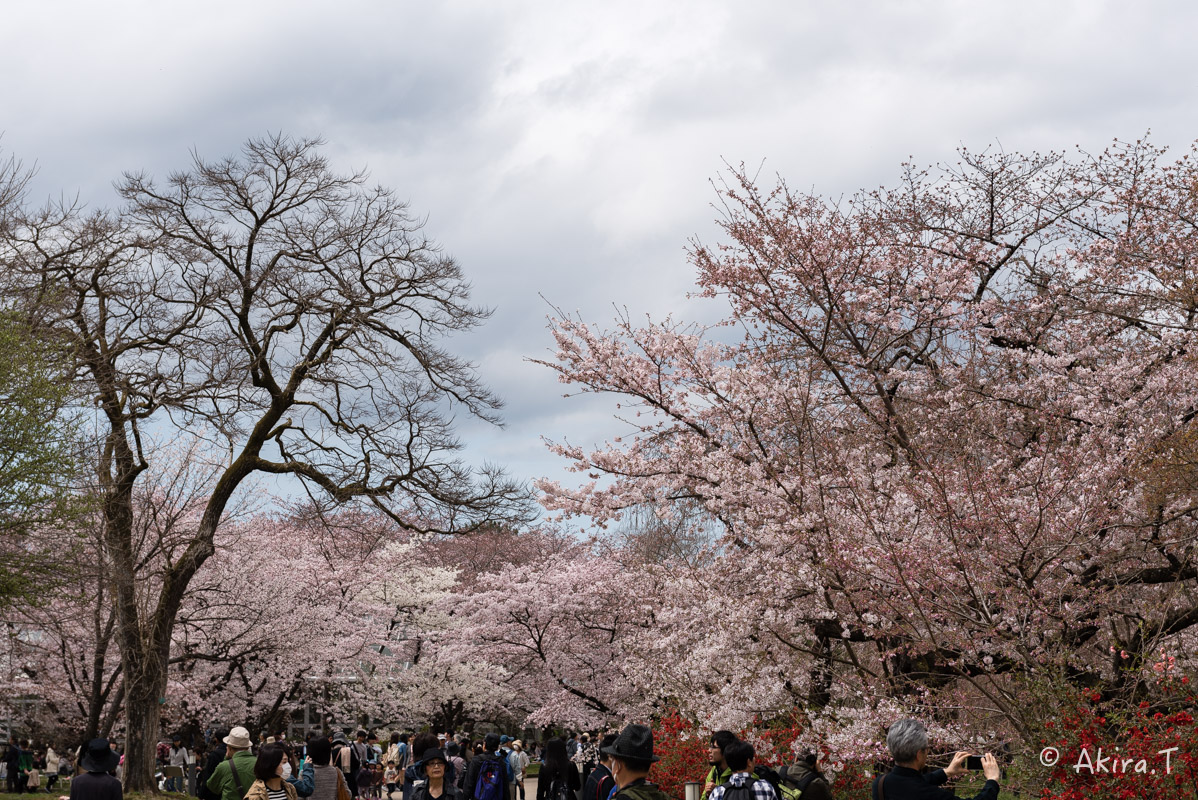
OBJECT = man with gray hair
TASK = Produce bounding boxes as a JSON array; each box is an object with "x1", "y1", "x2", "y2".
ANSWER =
[{"x1": 871, "y1": 719, "x2": 1000, "y2": 800}]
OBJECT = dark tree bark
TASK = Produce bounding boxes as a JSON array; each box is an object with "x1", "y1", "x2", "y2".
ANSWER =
[{"x1": 5, "y1": 134, "x2": 531, "y2": 791}]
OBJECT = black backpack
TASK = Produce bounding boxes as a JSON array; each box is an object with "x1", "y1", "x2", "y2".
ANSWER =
[
  {"x1": 752, "y1": 765, "x2": 785, "y2": 796},
  {"x1": 720, "y1": 778, "x2": 757, "y2": 800},
  {"x1": 550, "y1": 775, "x2": 574, "y2": 800}
]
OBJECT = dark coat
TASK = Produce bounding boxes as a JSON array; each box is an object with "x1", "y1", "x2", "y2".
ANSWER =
[
  {"x1": 70, "y1": 771, "x2": 123, "y2": 800},
  {"x1": 583, "y1": 763, "x2": 615, "y2": 800},
  {"x1": 872, "y1": 766, "x2": 998, "y2": 800},
  {"x1": 411, "y1": 781, "x2": 463, "y2": 800},
  {"x1": 198, "y1": 748, "x2": 227, "y2": 800},
  {"x1": 536, "y1": 762, "x2": 580, "y2": 800}
]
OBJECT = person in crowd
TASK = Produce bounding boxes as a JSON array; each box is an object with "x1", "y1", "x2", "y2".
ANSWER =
[
  {"x1": 700, "y1": 732, "x2": 737, "y2": 800},
  {"x1": 872, "y1": 719, "x2": 1000, "y2": 800},
  {"x1": 572, "y1": 735, "x2": 597, "y2": 789},
  {"x1": 535, "y1": 738, "x2": 578, "y2": 800},
  {"x1": 45, "y1": 745, "x2": 60, "y2": 792},
  {"x1": 507, "y1": 742, "x2": 529, "y2": 800},
  {"x1": 16, "y1": 742, "x2": 33, "y2": 793},
  {"x1": 384, "y1": 761, "x2": 400, "y2": 799},
  {"x1": 243, "y1": 743, "x2": 298, "y2": 800},
  {"x1": 706, "y1": 742, "x2": 776, "y2": 800},
  {"x1": 332, "y1": 733, "x2": 355, "y2": 799},
  {"x1": 444, "y1": 744, "x2": 466, "y2": 794},
  {"x1": 464, "y1": 734, "x2": 509, "y2": 800},
  {"x1": 59, "y1": 750, "x2": 74, "y2": 786},
  {"x1": 168, "y1": 736, "x2": 189, "y2": 793},
  {"x1": 198, "y1": 731, "x2": 230, "y2": 800},
  {"x1": 190, "y1": 743, "x2": 208, "y2": 796},
  {"x1": 384, "y1": 736, "x2": 401, "y2": 771},
  {"x1": 777, "y1": 751, "x2": 830, "y2": 800},
  {"x1": 497, "y1": 736, "x2": 513, "y2": 799},
  {"x1": 582, "y1": 734, "x2": 617, "y2": 800},
  {"x1": 282, "y1": 741, "x2": 315, "y2": 797},
  {"x1": 356, "y1": 761, "x2": 374, "y2": 800},
  {"x1": 307, "y1": 737, "x2": 352, "y2": 800},
  {"x1": 410, "y1": 750, "x2": 458, "y2": 800},
  {"x1": 602, "y1": 725, "x2": 669, "y2": 800},
  {"x1": 397, "y1": 736, "x2": 411, "y2": 773},
  {"x1": 348, "y1": 732, "x2": 374, "y2": 799},
  {"x1": 26, "y1": 755, "x2": 40, "y2": 793},
  {"x1": 367, "y1": 735, "x2": 381, "y2": 765},
  {"x1": 207, "y1": 726, "x2": 258, "y2": 800},
  {"x1": 404, "y1": 732, "x2": 458, "y2": 800},
  {"x1": 70, "y1": 739, "x2": 122, "y2": 800}
]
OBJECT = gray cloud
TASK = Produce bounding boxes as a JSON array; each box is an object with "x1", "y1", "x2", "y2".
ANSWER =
[{"x1": 4, "y1": 0, "x2": 1198, "y2": 500}]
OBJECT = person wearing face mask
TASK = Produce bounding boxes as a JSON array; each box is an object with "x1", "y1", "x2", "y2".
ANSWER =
[
  {"x1": 582, "y1": 734, "x2": 617, "y2": 800},
  {"x1": 245, "y1": 744, "x2": 300, "y2": 800},
  {"x1": 601, "y1": 725, "x2": 670, "y2": 800}
]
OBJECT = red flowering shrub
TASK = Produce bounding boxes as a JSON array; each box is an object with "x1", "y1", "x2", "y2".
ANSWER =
[
  {"x1": 652, "y1": 710, "x2": 712, "y2": 800},
  {"x1": 1037, "y1": 688, "x2": 1198, "y2": 799},
  {"x1": 649, "y1": 710, "x2": 875, "y2": 800}
]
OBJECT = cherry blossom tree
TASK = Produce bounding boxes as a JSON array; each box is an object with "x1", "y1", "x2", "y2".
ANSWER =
[{"x1": 535, "y1": 139, "x2": 1198, "y2": 748}]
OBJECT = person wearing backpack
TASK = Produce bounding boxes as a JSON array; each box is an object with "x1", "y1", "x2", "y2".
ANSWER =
[
  {"x1": 445, "y1": 743, "x2": 466, "y2": 794},
  {"x1": 534, "y1": 738, "x2": 578, "y2": 800},
  {"x1": 776, "y1": 752, "x2": 830, "y2": 800},
  {"x1": 706, "y1": 742, "x2": 777, "y2": 800},
  {"x1": 465, "y1": 734, "x2": 510, "y2": 800}
]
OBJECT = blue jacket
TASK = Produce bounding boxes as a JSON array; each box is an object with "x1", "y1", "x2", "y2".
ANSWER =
[{"x1": 286, "y1": 761, "x2": 315, "y2": 797}]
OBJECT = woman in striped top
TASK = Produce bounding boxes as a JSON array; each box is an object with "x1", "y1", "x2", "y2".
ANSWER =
[{"x1": 245, "y1": 744, "x2": 299, "y2": 800}]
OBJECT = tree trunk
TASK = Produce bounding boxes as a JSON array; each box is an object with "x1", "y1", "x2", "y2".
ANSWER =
[{"x1": 123, "y1": 664, "x2": 166, "y2": 792}]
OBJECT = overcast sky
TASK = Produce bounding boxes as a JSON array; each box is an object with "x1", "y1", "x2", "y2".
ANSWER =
[{"x1": 4, "y1": 0, "x2": 1197, "y2": 504}]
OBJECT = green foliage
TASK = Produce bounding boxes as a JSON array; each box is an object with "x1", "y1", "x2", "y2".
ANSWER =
[{"x1": 0, "y1": 309, "x2": 86, "y2": 602}]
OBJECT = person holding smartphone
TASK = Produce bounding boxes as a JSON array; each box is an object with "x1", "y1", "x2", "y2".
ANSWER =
[{"x1": 872, "y1": 719, "x2": 1000, "y2": 800}]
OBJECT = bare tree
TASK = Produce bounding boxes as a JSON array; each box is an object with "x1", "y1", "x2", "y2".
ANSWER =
[{"x1": 4, "y1": 134, "x2": 531, "y2": 790}]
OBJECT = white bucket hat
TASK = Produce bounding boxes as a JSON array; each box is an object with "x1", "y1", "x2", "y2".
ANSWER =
[{"x1": 223, "y1": 726, "x2": 253, "y2": 749}]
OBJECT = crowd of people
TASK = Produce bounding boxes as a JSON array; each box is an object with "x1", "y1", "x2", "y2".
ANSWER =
[
  {"x1": 2, "y1": 737, "x2": 70, "y2": 794},
  {"x1": 25, "y1": 715, "x2": 1003, "y2": 800}
]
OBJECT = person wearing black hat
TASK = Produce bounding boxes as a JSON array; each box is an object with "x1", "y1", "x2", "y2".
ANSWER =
[
  {"x1": 410, "y1": 749, "x2": 460, "y2": 800},
  {"x1": 601, "y1": 726, "x2": 669, "y2": 800},
  {"x1": 70, "y1": 739, "x2": 122, "y2": 800}
]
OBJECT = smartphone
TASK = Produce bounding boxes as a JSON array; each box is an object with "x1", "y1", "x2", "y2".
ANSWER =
[{"x1": 966, "y1": 755, "x2": 983, "y2": 770}]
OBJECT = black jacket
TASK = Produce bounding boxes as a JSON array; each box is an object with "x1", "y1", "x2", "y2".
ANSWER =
[
  {"x1": 872, "y1": 766, "x2": 998, "y2": 800},
  {"x1": 70, "y1": 771, "x2": 123, "y2": 800},
  {"x1": 536, "y1": 762, "x2": 580, "y2": 800},
  {"x1": 197, "y1": 748, "x2": 227, "y2": 800},
  {"x1": 583, "y1": 764, "x2": 615, "y2": 800},
  {"x1": 412, "y1": 781, "x2": 462, "y2": 800}
]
